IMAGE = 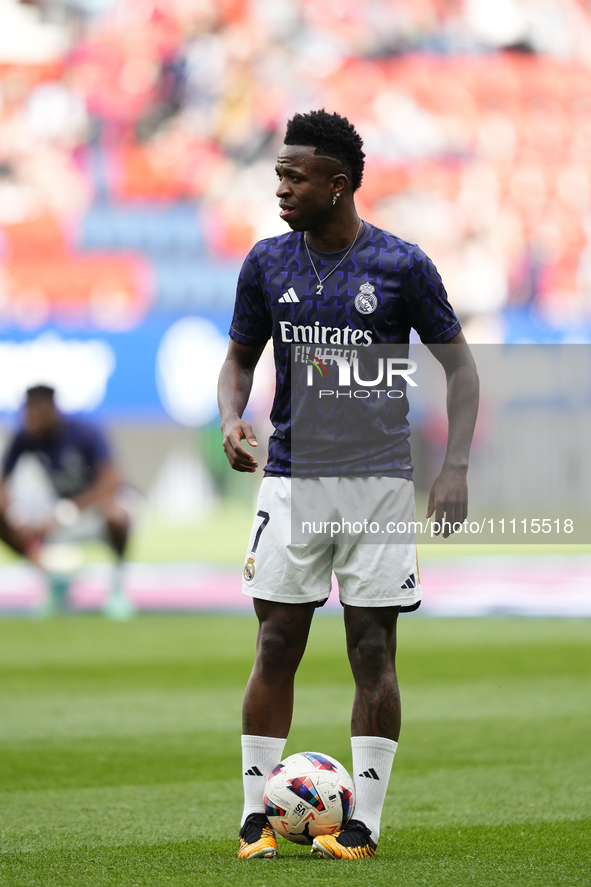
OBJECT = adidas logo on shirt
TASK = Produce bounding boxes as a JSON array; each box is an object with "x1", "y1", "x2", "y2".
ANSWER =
[
  {"x1": 359, "y1": 768, "x2": 380, "y2": 780},
  {"x1": 244, "y1": 766, "x2": 263, "y2": 776},
  {"x1": 279, "y1": 288, "x2": 299, "y2": 303}
]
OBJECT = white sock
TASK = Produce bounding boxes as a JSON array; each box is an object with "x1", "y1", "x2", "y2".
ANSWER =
[
  {"x1": 111, "y1": 561, "x2": 124, "y2": 597},
  {"x1": 241, "y1": 735, "x2": 287, "y2": 826},
  {"x1": 351, "y1": 735, "x2": 398, "y2": 842}
]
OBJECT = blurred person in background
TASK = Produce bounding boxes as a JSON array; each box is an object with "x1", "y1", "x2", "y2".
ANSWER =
[{"x1": 0, "y1": 385, "x2": 135, "y2": 618}]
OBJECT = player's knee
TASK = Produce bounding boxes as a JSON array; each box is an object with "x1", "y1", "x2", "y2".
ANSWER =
[
  {"x1": 104, "y1": 504, "x2": 130, "y2": 530},
  {"x1": 256, "y1": 622, "x2": 307, "y2": 674},
  {"x1": 347, "y1": 632, "x2": 394, "y2": 681}
]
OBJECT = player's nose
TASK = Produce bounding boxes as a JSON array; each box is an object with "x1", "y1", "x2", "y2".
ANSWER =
[{"x1": 276, "y1": 178, "x2": 291, "y2": 198}]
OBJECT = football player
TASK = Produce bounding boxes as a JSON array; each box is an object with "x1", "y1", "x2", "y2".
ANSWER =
[
  {"x1": 0, "y1": 384, "x2": 135, "y2": 617},
  {"x1": 218, "y1": 110, "x2": 479, "y2": 859}
]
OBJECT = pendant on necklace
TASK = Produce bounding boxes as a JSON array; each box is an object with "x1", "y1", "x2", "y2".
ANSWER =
[{"x1": 316, "y1": 283, "x2": 323, "y2": 295}]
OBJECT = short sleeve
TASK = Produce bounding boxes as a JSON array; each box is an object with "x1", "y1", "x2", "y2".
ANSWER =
[
  {"x1": 229, "y1": 247, "x2": 272, "y2": 346},
  {"x1": 77, "y1": 422, "x2": 111, "y2": 467},
  {"x1": 2, "y1": 432, "x2": 26, "y2": 478},
  {"x1": 404, "y1": 247, "x2": 461, "y2": 344}
]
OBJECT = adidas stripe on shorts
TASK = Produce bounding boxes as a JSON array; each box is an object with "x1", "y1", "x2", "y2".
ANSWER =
[{"x1": 241, "y1": 476, "x2": 421, "y2": 610}]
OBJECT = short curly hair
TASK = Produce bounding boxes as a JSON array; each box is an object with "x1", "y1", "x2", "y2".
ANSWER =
[
  {"x1": 284, "y1": 110, "x2": 365, "y2": 191},
  {"x1": 26, "y1": 384, "x2": 55, "y2": 403}
]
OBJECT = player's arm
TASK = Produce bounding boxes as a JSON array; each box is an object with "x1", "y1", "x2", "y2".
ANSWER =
[
  {"x1": 0, "y1": 447, "x2": 42, "y2": 554},
  {"x1": 426, "y1": 331, "x2": 479, "y2": 536},
  {"x1": 0, "y1": 433, "x2": 22, "y2": 516},
  {"x1": 218, "y1": 339, "x2": 266, "y2": 473},
  {"x1": 72, "y1": 461, "x2": 120, "y2": 512},
  {"x1": 0, "y1": 477, "x2": 10, "y2": 513},
  {"x1": 0, "y1": 472, "x2": 39, "y2": 556}
]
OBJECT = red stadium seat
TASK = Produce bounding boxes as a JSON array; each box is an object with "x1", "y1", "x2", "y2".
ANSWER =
[{"x1": 4, "y1": 254, "x2": 150, "y2": 325}]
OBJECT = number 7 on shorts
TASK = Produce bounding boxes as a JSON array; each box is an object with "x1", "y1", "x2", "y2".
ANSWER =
[{"x1": 251, "y1": 510, "x2": 270, "y2": 554}]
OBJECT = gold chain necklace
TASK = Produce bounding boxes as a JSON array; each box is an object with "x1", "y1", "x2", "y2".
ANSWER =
[{"x1": 304, "y1": 220, "x2": 363, "y2": 295}]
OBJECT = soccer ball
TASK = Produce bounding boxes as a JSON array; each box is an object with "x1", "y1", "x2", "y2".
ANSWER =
[{"x1": 264, "y1": 751, "x2": 355, "y2": 845}]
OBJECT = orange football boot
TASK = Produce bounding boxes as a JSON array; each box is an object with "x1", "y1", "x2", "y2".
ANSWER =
[
  {"x1": 238, "y1": 813, "x2": 278, "y2": 859},
  {"x1": 312, "y1": 819, "x2": 376, "y2": 859}
]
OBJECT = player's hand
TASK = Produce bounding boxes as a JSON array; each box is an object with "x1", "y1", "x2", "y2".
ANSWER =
[
  {"x1": 222, "y1": 419, "x2": 259, "y2": 473},
  {"x1": 426, "y1": 465, "x2": 468, "y2": 537}
]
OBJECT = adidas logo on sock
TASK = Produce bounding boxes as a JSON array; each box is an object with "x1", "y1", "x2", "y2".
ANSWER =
[
  {"x1": 244, "y1": 766, "x2": 263, "y2": 776},
  {"x1": 278, "y1": 287, "x2": 299, "y2": 303},
  {"x1": 359, "y1": 768, "x2": 380, "y2": 780}
]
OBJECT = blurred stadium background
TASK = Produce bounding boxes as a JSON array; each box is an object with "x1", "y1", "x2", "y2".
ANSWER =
[{"x1": 1, "y1": 0, "x2": 590, "y2": 615}]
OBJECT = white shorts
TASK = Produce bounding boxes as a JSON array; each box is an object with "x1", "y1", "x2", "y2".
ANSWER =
[
  {"x1": 46, "y1": 487, "x2": 139, "y2": 545},
  {"x1": 241, "y1": 476, "x2": 421, "y2": 610},
  {"x1": 6, "y1": 454, "x2": 139, "y2": 547}
]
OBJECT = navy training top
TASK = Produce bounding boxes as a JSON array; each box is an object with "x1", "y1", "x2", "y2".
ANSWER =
[
  {"x1": 2, "y1": 416, "x2": 112, "y2": 498},
  {"x1": 229, "y1": 221, "x2": 461, "y2": 477}
]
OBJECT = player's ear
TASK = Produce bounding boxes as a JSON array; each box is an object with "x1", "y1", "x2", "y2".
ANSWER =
[{"x1": 330, "y1": 173, "x2": 349, "y2": 200}]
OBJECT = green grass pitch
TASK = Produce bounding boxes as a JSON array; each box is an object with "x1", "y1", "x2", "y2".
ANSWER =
[{"x1": 0, "y1": 615, "x2": 589, "y2": 886}]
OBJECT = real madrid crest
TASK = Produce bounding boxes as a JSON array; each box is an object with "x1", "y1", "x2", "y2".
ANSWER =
[
  {"x1": 354, "y1": 282, "x2": 377, "y2": 315},
  {"x1": 243, "y1": 556, "x2": 255, "y2": 581}
]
